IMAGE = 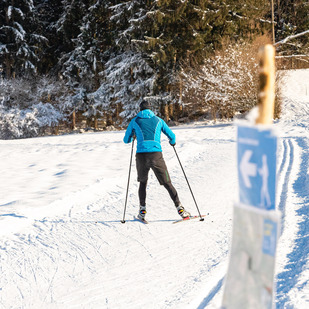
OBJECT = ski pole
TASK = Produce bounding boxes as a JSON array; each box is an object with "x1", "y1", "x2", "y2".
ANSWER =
[
  {"x1": 121, "y1": 138, "x2": 135, "y2": 223},
  {"x1": 172, "y1": 145, "x2": 204, "y2": 221}
]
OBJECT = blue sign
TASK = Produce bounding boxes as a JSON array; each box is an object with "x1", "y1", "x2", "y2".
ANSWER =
[
  {"x1": 237, "y1": 125, "x2": 277, "y2": 210},
  {"x1": 262, "y1": 219, "x2": 278, "y2": 256}
]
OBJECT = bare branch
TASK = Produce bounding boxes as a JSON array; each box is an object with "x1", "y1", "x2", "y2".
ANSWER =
[{"x1": 275, "y1": 30, "x2": 309, "y2": 46}]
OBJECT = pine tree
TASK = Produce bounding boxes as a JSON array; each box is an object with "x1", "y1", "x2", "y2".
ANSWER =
[
  {"x1": 0, "y1": 0, "x2": 47, "y2": 78},
  {"x1": 90, "y1": 50, "x2": 155, "y2": 124},
  {"x1": 225, "y1": 0, "x2": 271, "y2": 40},
  {"x1": 34, "y1": 0, "x2": 64, "y2": 74},
  {"x1": 61, "y1": 0, "x2": 114, "y2": 92},
  {"x1": 109, "y1": 0, "x2": 151, "y2": 50},
  {"x1": 145, "y1": 1, "x2": 224, "y2": 65},
  {"x1": 87, "y1": 1, "x2": 156, "y2": 122},
  {"x1": 56, "y1": 0, "x2": 91, "y2": 84},
  {"x1": 109, "y1": 1, "x2": 228, "y2": 111}
]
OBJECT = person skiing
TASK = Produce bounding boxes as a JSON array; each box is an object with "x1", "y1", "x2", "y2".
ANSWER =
[{"x1": 123, "y1": 100, "x2": 191, "y2": 221}]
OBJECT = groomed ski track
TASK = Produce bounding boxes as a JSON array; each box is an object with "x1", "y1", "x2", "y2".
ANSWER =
[
  {"x1": 275, "y1": 136, "x2": 309, "y2": 309},
  {"x1": 0, "y1": 126, "x2": 236, "y2": 309}
]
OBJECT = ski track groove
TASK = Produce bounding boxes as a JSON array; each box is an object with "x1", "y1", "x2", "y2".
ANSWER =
[
  {"x1": 43, "y1": 264, "x2": 58, "y2": 303},
  {"x1": 275, "y1": 136, "x2": 309, "y2": 308},
  {"x1": 277, "y1": 138, "x2": 294, "y2": 232},
  {"x1": 197, "y1": 277, "x2": 225, "y2": 309}
]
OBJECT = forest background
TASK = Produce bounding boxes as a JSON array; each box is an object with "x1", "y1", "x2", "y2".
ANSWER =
[{"x1": 0, "y1": 0, "x2": 309, "y2": 139}]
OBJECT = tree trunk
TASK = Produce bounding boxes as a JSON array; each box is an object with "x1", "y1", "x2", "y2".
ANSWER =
[
  {"x1": 72, "y1": 110, "x2": 76, "y2": 130},
  {"x1": 168, "y1": 104, "x2": 174, "y2": 120},
  {"x1": 161, "y1": 103, "x2": 169, "y2": 122}
]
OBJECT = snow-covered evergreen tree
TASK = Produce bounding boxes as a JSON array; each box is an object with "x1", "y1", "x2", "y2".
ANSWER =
[
  {"x1": 0, "y1": 0, "x2": 47, "y2": 78},
  {"x1": 86, "y1": 1, "x2": 157, "y2": 122},
  {"x1": 61, "y1": 0, "x2": 114, "y2": 91},
  {"x1": 90, "y1": 51, "x2": 155, "y2": 123},
  {"x1": 110, "y1": 1, "x2": 152, "y2": 48},
  {"x1": 56, "y1": 0, "x2": 90, "y2": 85},
  {"x1": 34, "y1": 0, "x2": 64, "y2": 74}
]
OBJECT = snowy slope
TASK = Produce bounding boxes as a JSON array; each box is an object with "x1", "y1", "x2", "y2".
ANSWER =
[{"x1": 0, "y1": 70, "x2": 308, "y2": 309}]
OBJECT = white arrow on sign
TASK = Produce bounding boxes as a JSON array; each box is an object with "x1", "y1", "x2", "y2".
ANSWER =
[{"x1": 240, "y1": 150, "x2": 257, "y2": 188}]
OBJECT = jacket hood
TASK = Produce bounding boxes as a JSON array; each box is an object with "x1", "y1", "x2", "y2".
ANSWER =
[{"x1": 136, "y1": 109, "x2": 155, "y2": 119}]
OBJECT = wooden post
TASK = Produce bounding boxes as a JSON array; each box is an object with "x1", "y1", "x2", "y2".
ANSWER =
[
  {"x1": 72, "y1": 109, "x2": 76, "y2": 130},
  {"x1": 256, "y1": 44, "x2": 276, "y2": 125}
]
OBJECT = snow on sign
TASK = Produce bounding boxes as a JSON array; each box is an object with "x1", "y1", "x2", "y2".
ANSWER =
[
  {"x1": 222, "y1": 205, "x2": 281, "y2": 309},
  {"x1": 237, "y1": 124, "x2": 277, "y2": 210}
]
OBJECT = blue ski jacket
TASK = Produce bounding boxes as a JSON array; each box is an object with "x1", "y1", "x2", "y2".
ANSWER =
[{"x1": 123, "y1": 109, "x2": 176, "y2": 153}]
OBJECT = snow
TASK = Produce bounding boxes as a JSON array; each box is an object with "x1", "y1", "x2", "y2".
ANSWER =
[
  {"x1": 275, "y1": 29, "x2": 309, "y2": 46},
  {"x1": 7, "y1": 6, "x2": 25, "y2": 20},
  {"x1": 0, "y1": 70, "x2": 308, "y2": 308}
]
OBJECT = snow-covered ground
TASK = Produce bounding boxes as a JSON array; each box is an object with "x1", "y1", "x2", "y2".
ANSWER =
[{"x1": 0, "y1": 70, "x2": 308, "y2": 309}]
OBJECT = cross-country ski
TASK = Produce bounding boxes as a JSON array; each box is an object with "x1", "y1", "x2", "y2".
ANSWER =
[
  {"x1": 134, "y1": 215, "x2": 149, "y2": 224},
  {"x1": 172, "y1": 214, "x2": 208, "y2": 224}
]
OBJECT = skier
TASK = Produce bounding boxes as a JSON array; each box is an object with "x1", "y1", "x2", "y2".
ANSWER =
[
  {"x1": 258, "y1": 155, "x2": 271, "y2": 209},
  {"x1": 123, "y1": 100, "x2": 191, "y2": 221}
]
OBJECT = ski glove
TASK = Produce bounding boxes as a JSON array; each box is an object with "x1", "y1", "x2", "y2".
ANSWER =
[{"x1": 169, "y1": 141, "x2": 176, "y2": 147}]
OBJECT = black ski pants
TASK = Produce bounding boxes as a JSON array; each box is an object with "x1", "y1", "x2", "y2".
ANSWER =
[{"x1": 136, "y1": 152, "x2": 180, "y2": 207}]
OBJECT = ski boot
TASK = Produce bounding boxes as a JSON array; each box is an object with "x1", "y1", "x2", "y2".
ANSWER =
[
  {"x1": 176, "y1": 204, "x2": 191, "y2": 218},
  {"x1": 137, "y1": 205, "x2": 147, "y2": 221}
]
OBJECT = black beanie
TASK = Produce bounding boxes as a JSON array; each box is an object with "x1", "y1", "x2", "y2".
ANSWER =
[{"x1": 140, "y1": 100, "x2": 151, "y2": 111}]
